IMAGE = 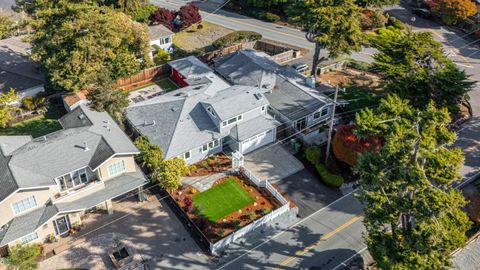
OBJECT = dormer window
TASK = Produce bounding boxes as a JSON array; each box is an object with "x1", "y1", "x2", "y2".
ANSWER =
[
  {"x1": 207, "y1": 106, "x2": 216, "y2": 118},
  {"x1": 56, "y1": 167, "x2": 90, "y2": 192}
]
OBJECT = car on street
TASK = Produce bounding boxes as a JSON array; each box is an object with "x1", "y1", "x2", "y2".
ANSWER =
[
  {"x1": 292, "y1": 63, "x2": 309, "y2": 73},
  {"x1": 412, "y1": 8, "x2": 432, "y2": 19}
]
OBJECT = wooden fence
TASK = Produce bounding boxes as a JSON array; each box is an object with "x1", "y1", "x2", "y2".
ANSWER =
[{"x1": 115, "y1": 64, "x2": 171, "y2": 91}]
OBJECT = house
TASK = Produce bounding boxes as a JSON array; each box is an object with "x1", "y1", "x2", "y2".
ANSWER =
[
  {"x1": 213, "y1": 49, "x2": 333, "y2": 139},
  {"x1": 149, "y1": 24, "x2": 174, "y2": 56},
  {"x1": 126, "y1": 56, "x2": 281, "y2": 164},
  {"x1": 126, "y1": 53, "x2": 334, "y2": 164},
  {"x1": 0, "y1": 105, "x2": 148, "y2": 253},
  {"x1": 0, "y1": 36, "x2": 45, "y2": 104}
]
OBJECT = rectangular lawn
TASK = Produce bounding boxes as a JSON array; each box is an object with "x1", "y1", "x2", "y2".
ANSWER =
[
  {"x1": 192, "y1": 178, "x2": 254, "y2": 222},
  {"x1": 155, "y1": 78, "x2": 178, "y2": 92}
]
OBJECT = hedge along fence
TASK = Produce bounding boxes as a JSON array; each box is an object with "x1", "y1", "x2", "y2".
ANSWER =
[
  {"x1": 212, "y1": 31, "x2": 262, "y2": 49},
  {"x1": 305, "y1": 146, "x2": 344, "y2": 188}
]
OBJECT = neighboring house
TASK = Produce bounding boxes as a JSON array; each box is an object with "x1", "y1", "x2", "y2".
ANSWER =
[
  {"x1": 0, "y1": 36, "x2": 45, "y2": 104},
  {"x1": 126, "y1": 56, "x2": 281, "y2": 164},
  {"x1": 149, "y1": 24, "x2": 174, "y2": 57},
  {"x1": 62, "y1": 89, "x2": 89, "y2": 112},
  {"x1": 0, "y1": 105, "x2": 148, "y2": 253},
  {"x1": 126, "y1": 53, "x2": 334, "y2": 164},
  {"x1": 214, "y1": 49, "x2": 333, "y2": 139}
]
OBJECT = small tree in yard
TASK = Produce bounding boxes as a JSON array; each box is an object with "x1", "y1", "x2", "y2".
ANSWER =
[
  {"x1": 134, "y1": 136, "x2": 164, "y2": 172},
  {"x1": 6, "y1": 244, "x2": 41, "y2": 270},
  {"x1": 178, "y1": 2, "x2": 202, "y2": 30},
  {"x1": 153, "y1": 49, "x2": 171, "y2": 65},
  {"x1": 0, "y1": 13, "x2": 14, "y2": 39},
  {"x1": 158, "y1": 158, "x2": 189, "y2": 192},
  {"x1": 0, "y1": 89, "x2": 20, "y2": 128},
  {"x1": 151, "y1": 7, "x2": 177, "y2": 31},
  {"x1": 332, "y1": 124, "x2": 381, "y2": 166}
]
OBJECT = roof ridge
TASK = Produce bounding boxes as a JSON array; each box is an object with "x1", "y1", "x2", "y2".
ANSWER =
[{"x1": 164, "y1": 99, "x2": 187, "y2": 157}]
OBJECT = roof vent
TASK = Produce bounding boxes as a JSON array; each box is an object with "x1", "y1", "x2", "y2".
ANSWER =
[
  {"x1": 78, "y1": 114, "x2": 85, "y2": 120},
  {"x1": 143, "y1": 120, "x2": 156, "y2": 126},
  {"x1": 254, "y1": 93, "x2": 263, "y2": 100},
  {"x1": 83, "y1": 141, "x2": 90, "y2": 152},
  {"x1": 171, "y1": 107, "x2": 178, "y2": 112}
]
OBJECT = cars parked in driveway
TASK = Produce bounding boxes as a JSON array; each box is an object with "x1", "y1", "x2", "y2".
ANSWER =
[{"x1": 292, "y1": 63, "x2": 309, "y2": 73}]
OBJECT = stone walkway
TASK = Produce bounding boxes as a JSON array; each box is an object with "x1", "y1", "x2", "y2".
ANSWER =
[{"x1": 182, "y1": 172, "x2": 227, "y2": 192}]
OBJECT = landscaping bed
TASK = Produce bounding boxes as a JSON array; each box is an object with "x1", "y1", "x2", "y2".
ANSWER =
[
  {"x1": 188, "y1": 155, "x2": 232, "y2": 177},
  {"x1": 172, "y1": 174, "x2": 281, "y2": 242}
]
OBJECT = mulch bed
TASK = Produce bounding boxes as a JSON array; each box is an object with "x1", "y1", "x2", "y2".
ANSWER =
[
  {"x1": 188, "y1": 154, "x2": 232, "y2": 177},
  {"x1": 172, "y1": 174, "x2": 282, "y2": 243}
]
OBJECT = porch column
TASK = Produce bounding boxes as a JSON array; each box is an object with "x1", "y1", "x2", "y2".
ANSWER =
[
  {"x1": 138, "y1": 186, "x2": 145, "y2": 202},
  {"x1": 105, "y1": 199, "x2": 114, "y2": 215}
]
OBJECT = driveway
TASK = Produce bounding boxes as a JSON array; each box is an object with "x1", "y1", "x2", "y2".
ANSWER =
[
  {"x1": 244, "y1": 144, "x2": 304, "y2": 183},
  {"x1": 40, "y1": 194, "x2": 212, "y2": 270}
]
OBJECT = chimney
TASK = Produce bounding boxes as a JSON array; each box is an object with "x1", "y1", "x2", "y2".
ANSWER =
[{"x1": 83, "y1": 141, "x2": 90, "y2": 152}]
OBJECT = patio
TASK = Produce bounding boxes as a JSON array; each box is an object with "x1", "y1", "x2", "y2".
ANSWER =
[
  {"x1": 39, "y1": 193, "x2": 210, "y2": 270},
  {"x1": 128, "y1": 78, "x2": 179, "y2": 104}
]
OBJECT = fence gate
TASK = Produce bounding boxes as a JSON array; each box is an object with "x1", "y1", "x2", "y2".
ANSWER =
[{"x1": 231, "y1": 151, "x2": 244, "y2": 169}]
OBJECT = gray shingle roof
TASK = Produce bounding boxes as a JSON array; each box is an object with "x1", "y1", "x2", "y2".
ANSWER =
[
  {"x1": 0, "y1": 136, "x2": 32, "y2": 156},
  {"x1": 230, "y1": 115, "x2": 281, "y2": 141},
  {"x1": 0, "y1": 204, "x2": 58, "y2": 246},
  {"x1": 169, "y1": 56, "x2": 212, "y2": 79},
  {"x1": 0, "y1": 153, "x2": 17, "y2": 205},
  {"x1": 0, "y1": 105, "x2": 139, "y2": 202},
  {"x1": 149, "y1": 24, "x2": 174, "y2": 41},
  {"x1": 202, "y1": 85, "x2": 269, "y2": 120}
]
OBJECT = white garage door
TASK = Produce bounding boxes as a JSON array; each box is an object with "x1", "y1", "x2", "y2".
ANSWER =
[{"x1": 241, "y1": 129, "x2": 274, "y2": 154}]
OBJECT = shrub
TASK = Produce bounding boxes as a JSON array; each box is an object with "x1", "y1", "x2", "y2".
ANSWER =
[
  {"x1": 184, "y1": 197, "x2": 193, "y2": 207},
  {"x1": 345, "y1": 58, "x2": 373, "y2": 72},
  {"x1": 192, "y1": 205, "x2": 201, "y2": 215},
  {"x1": 0, "y1": 14, "x2": 14, "y2": 39},
  {"x1": 6, "y1": 244, "x2": 41, "y2": 270},
  {"x1": 153, "y1": 49, "x2": 171, "y2": 65},
  {"x1": 178, "y1": 3, "x2": 202, "y2": 30},
  {"x1": 315, "y1": 163, "x2": 344, "y2": 188},
  {"x1": 250, "y1": 11, "x2": 281, "y2": 22},
  {"x1": 158, "y1": 157, "x2": 189, "y2": 192},
  {"x1": 387, "y1": 17, "x2": 404, "y2": 30},
  {"x1": 218, "y1": 228, "x2": 225, "y2": 238},
  {"x1": 332, "y1": 124, "x2": 382, "y2": 166},
  {"x1": 262, "y1": 208, "x2": 270, "y2": 215},
  {"x1": 151, "y1": 7, "x2": 177, "y2": 31},
  {"x1": 128, "y1": 4, "x2": 158, "y2": 23},
  {"x1": 305, "y1": 146, "x2": 321, "y2": 164},
  {"x1": 230, "y1": 219, "x2": 241, "y2": 229},
  {"x1": 212, "y1": 31, "x2": 262, "y2": 49},
  {"x1": 248, "y1": 211, "x2": 256, "y2": 221}
]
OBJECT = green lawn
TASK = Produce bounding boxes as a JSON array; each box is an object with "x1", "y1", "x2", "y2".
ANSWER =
[
  {"x1": 0, "y1": 106, "x2": 65, "y2": 138},
  {"x1": 155, "y1": 78, "x2": 178, "y2": 92},
  {"x1": 192, "y1": 178, "x2": 254, "y2": 222}
]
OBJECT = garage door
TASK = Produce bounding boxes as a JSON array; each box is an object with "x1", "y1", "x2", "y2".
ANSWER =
[{"x1": 241, "y1": 129, "x2": 274, "y2": 154}]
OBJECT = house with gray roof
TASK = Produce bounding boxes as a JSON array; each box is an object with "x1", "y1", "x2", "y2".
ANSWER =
[
  {"x1": 126, "y1": 56, "x2": 281, "y2": 164},
  {"x1": 214, "y1": 49, "x2": 333, "y2": 138},
  {"x1": 149, "y1": 24, "x2": 174, "y2": 57},
  {"x1": 0, "y1": 105, "x2": 148, "y2": 251}
]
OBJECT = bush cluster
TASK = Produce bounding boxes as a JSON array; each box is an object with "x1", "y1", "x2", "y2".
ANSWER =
[
  {"x1": 212, "y1": 31, "x2": 262, "y2": 48},
  {"x1": 250, "y1": 11, "x2": 281, "y2": 22},
  {"x1": 305, "y1": 146, "x2": 344, "y2": 188}
]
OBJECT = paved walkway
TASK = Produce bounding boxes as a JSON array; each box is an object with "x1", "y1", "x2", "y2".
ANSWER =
[{"x1": 182, "y1": 172, "x2": 227, "y2": 191}]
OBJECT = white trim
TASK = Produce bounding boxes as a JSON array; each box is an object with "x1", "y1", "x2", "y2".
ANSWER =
[
  {"x1": 53, "y1": 180, "x2": 104, "y2": 203},
  {"x1": 107, "y1": 160, "x2": 126, "y2": 177},
  {"x1": 91, "y1": 152, "x2": 139, "y2": 172},
  {"x1": 20, "y1": 232, "x2": 38, "y2": 244}
]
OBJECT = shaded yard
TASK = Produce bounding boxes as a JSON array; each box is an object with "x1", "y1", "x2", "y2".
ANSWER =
[
  {"x1": 193, "y1": 178, "x2": 254, "y2": 222},
  {"x1": 0, "y1": 106, "x2": 65, "y2": 138},
  {"x1": 130, "y1": 78, "x2": 178, "y2": 93},
  {"x1": 173, "y1": 21, "x2": 233, "y2": 52}
]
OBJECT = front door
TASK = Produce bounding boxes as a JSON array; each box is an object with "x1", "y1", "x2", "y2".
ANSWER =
[
  {"x1": 54, "y1": 216, "x2": 71, "y2": 236},
  {"x1": 296, "y1": 117, "x2": 307, "y2": 131}
]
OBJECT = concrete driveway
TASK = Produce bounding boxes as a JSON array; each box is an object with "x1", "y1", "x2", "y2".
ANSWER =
[{"x1": 244, "y1": 144, "x2": 304, "y2": 183}]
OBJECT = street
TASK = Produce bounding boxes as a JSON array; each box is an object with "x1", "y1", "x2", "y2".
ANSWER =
[{"x1": 152, "y1": 0, "x2": 480, "y2": 269}]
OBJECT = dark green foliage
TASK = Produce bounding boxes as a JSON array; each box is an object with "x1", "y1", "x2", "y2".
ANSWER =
[
  {"x1": 368, "y1": 28, "x2": 475, "y2": 114},
  {"x1": 345, "y1": 58, "x2": 374, "y2": 72},
  {"x1": 249, "y1": 11, "x2": 281, "y2": 22},
  {"x1": 355, "y1": 95, "x2": 472, "y2": 269},
  {"x1": 0, "y1": 14, "x2": 14, "y2": 39},
  {"x1": 212, "y1": 31, "x2": 262, "y2": 48},
  {"x1": 305, "y1": 146, "x2": 321, "y2": 164},
  {"x1": 386, "y1": 16, "x2": 405, "y2": 29},
  {"x1": 315, "y1": 163, "x2": 344, "y2": 188}
]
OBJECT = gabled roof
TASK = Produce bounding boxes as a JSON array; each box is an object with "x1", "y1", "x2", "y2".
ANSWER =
[
  {"x1": 0, "y1": 105, "x2": 139, "y2": 202},
  {"x1": 230, "y1": 114, "x2": 281, "y2": 141},
  {"x1": 202, "y1": 85, "x2": 269, "y2": 120},
  {"x1": 213, "y1": 49, "x2": 333, "y2": 121},
  {"x1": 169, "y1": 56, "x2": 212, "y2": 80},
  {"x1": 149, "y1": 24, "x2": 174, "y2": 41}
]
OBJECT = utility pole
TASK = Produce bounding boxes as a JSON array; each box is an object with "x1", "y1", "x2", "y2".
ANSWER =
[{"x1": 325, "y1": 85, "x2": 340, "y2": 164}]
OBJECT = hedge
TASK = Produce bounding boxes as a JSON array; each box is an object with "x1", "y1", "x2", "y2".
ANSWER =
[
  {"x1": 305, "y1": 146, "x2": 321, "y2": 164},
  {"x1": 212, "y1": 31, "x2": 262, "y2": 49},
  {"x1": 315, "y1": 163, "x2": 344, "y2": 188},
  {"x1": 250, "y1": 11, "x2": 281, "y2": 22}
]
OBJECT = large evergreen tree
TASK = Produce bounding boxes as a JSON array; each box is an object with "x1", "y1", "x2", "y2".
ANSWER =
[
  {"x1": 30, "y1": 0, "x2": 151, "y2": 92},
  {"x1": 287, "y1": 0, "x2": 363, "y2": 76},
  {"x1": 369, "y1": 28, "x2": 474, "y2": 113},
  {"x1": 355, "y1": 95, "x2": 472, "y2": 270}
]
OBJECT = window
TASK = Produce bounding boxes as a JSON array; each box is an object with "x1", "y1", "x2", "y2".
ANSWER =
[
  {"x1": 107, "y1": 160, "x2": 126, "y2": 177},
  {"x1": 223, "y1": 115, "x2": 243, "y2": 127},
  {"x1": 12, "y1": 196, "x2": 37, "y2": 215},
  {"x1": 56, "y1": 167, "x2": 89, "y2": 192},
  {"x1": 184, "y1": 151, "x2": 191, "y2": 160},
  {"x1": 321, "y1": 107, "x2": 329, "y2": 116},
  {"x1": 20, "y1": 232, "x2": 38, "y2": 244},
  {"x1": 313, "y1": 111, "x2": 321, "y2": 119},
  {"x1": 202, "y1": 139, "x2": 219, "y2": 153},
  {"x1": 207, "y1": 107, "x2": 216, "y2": 117},
  {"x1": 201, "y1": 144, "x2": 208, "y2": 152},
  {"x1": 261, "y1": 106, "x2": 266, "y2": 112}
]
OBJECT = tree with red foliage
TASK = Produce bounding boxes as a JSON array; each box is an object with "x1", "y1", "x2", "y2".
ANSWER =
[
  {"x1": 151, "y1": 7, "x2": 177, "y2": 31},
  {"x1": 178, "y1": 2, "x2": 202, "y2": 30},
  {"x1": 426, "y1": 0, "x2": 477, "y2": 25},
  {"x1": 332, "y1": 124, "x2": 381, "y2": 166}
]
